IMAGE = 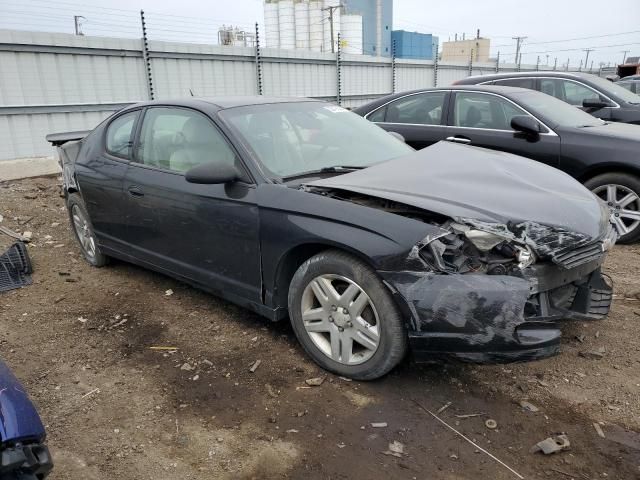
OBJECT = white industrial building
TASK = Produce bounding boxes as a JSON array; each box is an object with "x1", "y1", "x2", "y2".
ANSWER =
[{"x1": 264, "y1": 0, "x2": 364, "y2": 54}]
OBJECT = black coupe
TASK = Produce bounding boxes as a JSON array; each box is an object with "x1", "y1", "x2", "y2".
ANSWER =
[
  {"x1": 354, "y1": 85, "x2": 640, "y2": 243},
  {"x1": 48, "y1": 97, "x2": 615, "y2": 380}
]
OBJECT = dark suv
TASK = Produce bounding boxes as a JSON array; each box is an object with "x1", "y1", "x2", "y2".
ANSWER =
[
  {"x1": 0, "y1": 358, "x2": 53, "y2": 479},
  {"x1": 455, "y1": 72, "x2": 640, "y2": 124}
]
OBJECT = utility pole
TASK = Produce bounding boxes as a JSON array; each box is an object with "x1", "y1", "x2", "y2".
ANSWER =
[
  {"x1": 74, "y1": 15, "x2": 86, "y2": 35},
  {"x1": 512, "y1": 36, "x2": 527, "y2": 67},
  {"x1": 621, "y1": 50, "x2": 630, "y2": 64},
  {"x1": 322, "y1": 4, "x2": 341, "y2": 53},
  {"x1": 583, "y1": 48, "x2": 594, "y2": 70}
]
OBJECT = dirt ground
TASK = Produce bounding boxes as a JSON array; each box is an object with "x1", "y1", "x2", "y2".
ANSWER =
[{"x1": 1, "y1": 175, "x2": 639, "y2": 480}]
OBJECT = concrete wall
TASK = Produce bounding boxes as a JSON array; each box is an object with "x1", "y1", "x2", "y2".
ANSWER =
[{"x1": 0, "y1": 28, "x2": 563, "y2": 162}]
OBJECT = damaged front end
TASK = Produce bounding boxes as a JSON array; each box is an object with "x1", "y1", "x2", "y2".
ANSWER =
[
  {"x1": 306, "y1": 186, "x2": 615, "y2": 364},
  {"x1": 385, "y1": 215, "x2": 616, "y2": 363}
]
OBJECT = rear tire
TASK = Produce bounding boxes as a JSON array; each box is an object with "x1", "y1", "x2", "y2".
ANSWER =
[
  {"x1": 66, "y1": 193, "x2": 108, "y2": 267},
  {"x1": 584, "y1": 173, "x2": 640, "y2": 244},
  {"x1": 288, "y1": 249, "x2": 407, "y2": 380}
]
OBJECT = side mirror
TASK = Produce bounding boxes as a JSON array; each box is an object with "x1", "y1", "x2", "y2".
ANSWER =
[
  {"x1": 582, "y1": 98, "x2": 610, "y2": 109},
  {"x1": 388, "y1": 131, "x2": 406, "y2": 143},
  {"x1": 511, "y1": 115, "x2": 541, "y2": 135},
  {"x1": 185, "y1": 162, "x2": 239, "y2": 184}
]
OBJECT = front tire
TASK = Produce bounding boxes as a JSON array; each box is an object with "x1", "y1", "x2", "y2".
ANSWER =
[
  {"x1": 288, "y1": 250, "x2": 407, "y2": 380},
  {"x1": 585, "y1": 173, "x2": 640, "y2": 244},
  {"x1": 67, "y1": 193, "x2": 108, "y2": 267}
]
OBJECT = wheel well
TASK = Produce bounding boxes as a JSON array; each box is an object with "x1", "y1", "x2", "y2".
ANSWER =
[
  {"x1": 577, "y1": 165, "x2": 640, "y2": 183},
  {"x1": 271, "y1": 243, "x2": 374, "y2": 316}
]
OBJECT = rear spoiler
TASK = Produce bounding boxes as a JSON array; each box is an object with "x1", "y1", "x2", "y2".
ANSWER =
[{"x1": 45, "y1": 130, "x2": 91, "y2": 147}]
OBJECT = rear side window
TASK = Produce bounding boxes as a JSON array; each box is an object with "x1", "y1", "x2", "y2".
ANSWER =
[
  {"x1": 493, "y1": 78, "x2": 536, "y2": 90},
  {"x1": 105, "y1": 111, "x2": 139, "y2": 159},
  {"x1": 376, "y1": 92, "x2": 447, "y2": 125},
  {"x1": 540, "y1": 79, "x2": 603, "y2": 106}
]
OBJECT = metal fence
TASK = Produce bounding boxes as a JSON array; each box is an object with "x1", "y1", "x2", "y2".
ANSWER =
[{"x1": 0, "y1": 25, "x2": 589, "y2": 162}]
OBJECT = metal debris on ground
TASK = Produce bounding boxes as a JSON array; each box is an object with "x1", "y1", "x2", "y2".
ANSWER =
[
  {"x1": 305, "y1": 376, "x2": 326, "y2": 386},
  {"x1": 436, "y1": 401, "x2": 452, "y2": 414},
  {"x1": 249, "y1": 360, "x2": 262, "y2": 373},
  {"x1": 519, "y1": 400, "x2": 540, "y2": 412},
  {"x1": 370, "y1": 422, "x2": 388, "y2": 428},
  {"x1": 593, "y1": 423, "x2": 606, "y2": 438},
  {"x1": 413, "y1": 399, "x2": 524, "y2": 479},
  {"x1": 531, "y1": 434, "x2": 571, "y2": 455},
  {"x1": 485, "y1": 419, "x2": 498, "y2": 429},
  {"x1": 0, "y1": 241, "x2": 33, "y2": 293},
  {"x1": 455, "y1": 413, "x2": 485, "y2": 419},
  {"x1": 382, "y1": 440, "x2": 405, "y2": 458}
]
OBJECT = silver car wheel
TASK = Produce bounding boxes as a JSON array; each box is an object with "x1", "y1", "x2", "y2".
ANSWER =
[
  {"x1": 593, "y1": 183, "x2": 640, "y2": 237},
  {"x1": 71, "y1": 204, "x2": 97, "y2": 259},
  {"x1": 300, "y1": 274, "x2": 380, "y2": 365}
]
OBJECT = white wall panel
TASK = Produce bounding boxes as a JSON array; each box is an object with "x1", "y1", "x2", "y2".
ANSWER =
[{"x1": 0, "y1": 29, "x2": 559, "y2": 161}]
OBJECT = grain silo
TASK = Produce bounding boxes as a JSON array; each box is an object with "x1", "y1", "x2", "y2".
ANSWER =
[
  {"x1": 264, "y1": 0, "x2": 280, "y2": 48},
  {"x1": 308, "y1": 1, "x2": 323, "y2": 52},
  {"x1": 278, "y1": 0, "x2": 296, "y2": 50},
  {"x1": 294, "y1": 0, "x2": 310, "y2": 49},
  {"x1": 340, "y1": 14, "x2": 363, "y2": 54}
]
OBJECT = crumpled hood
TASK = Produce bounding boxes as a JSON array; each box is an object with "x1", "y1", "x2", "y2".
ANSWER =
[
  {"x1": 307, "y1": 141, "x2": 606, "y2": 242},
  {"x1": 0, "y1": 358, "x2": 46, "y2": 442}
]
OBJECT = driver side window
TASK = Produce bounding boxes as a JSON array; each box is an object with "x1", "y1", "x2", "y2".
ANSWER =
[
  {"x1": 136, "y1": 107, "x2": 239, "y2": 175},
  {"x1": 453, "y1": 92, "x2": 529, "y2": 130}
]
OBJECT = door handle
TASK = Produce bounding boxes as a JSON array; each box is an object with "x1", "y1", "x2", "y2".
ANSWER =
[
  {"x1": 446, "y1": 136, "x2": 471, "y2": 144},
  {"x1": 128, "y1": 186, "x2": 144, "y2": 197}
]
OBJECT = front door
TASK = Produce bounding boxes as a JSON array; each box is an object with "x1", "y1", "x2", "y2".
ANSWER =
[
  {"x1": 122, "y1": 106, "x2": 262, "y2": 303},
  {"x1": 447, "y1": 91, "x2": 561, "y2": 168},
  {"x1": 367, "y1": 91, "x2": 450, "y2": 149}
]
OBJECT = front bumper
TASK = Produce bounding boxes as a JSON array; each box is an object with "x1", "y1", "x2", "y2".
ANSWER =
[{"x1": 381, "y1": 258, "x2": 612, "y2": 363}]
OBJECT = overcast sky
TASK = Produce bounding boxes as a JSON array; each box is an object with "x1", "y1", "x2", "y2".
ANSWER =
[{"x1": 2, "y1": 0, "x2": 639, "y2": 67}]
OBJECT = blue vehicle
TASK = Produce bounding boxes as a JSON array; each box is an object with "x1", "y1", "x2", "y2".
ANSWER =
[{"x1": 0, "y1": 359, "x2": 52, "y2": 479}]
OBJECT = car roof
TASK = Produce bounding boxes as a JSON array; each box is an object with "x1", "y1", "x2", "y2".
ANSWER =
[
  {"x1": 459, "y1": 71, "x2": 600, "y2": 82},
  {"x1": 125, "y1": 96, "x2": 322, "y2": 111},
  {"x1": 375, "y1": 85, "x2": 539, "y2": 96}
]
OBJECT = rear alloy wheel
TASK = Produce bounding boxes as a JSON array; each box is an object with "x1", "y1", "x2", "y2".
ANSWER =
[
  {"x1": 67, "y1": 193, "x2": 108, "y2": 267},
  {"x1": 288, "y1": 250, "x2": 407, "y2": 380},
  {"x1": 586, "y1": 173, "x2": 640, "y2": 244}
]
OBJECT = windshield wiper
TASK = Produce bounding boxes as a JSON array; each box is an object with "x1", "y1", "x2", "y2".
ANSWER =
[
  {"x1": 320, "y1": 165, "x2": 366, "y2": 172},
  {"x1": 281, "y1": 165, "x2": 365, "y2": 180}
]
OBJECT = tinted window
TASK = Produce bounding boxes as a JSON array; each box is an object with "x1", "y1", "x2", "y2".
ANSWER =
[
  {"x1": 137, "y1": 107, "x2": 238, "y2": 174},
  {"x1": 617, "y1": 81, "x2": 639, "y2": 94},
  {"x1": 493, "y1": 78, "x2": 536, "y2": 89},
  {"x1": 367, "y1": 106, "x2": 387, "y2": 122},
  {"x1": 105, "y1": 111, "x2": 138, "y2": 159},
  {"x1": 453, "y1": 92, "x2": 529, "y2": 130},
  {"x1": 511, "y1": 90, "x2": 604, "y2": 128},
  {"x1": 220, "y1": 102, "x2": 413, "y2": 178},
  {"x1": 382, "y1": 92, "x2": 446, "y2": 125},
  {"x1": 538, "y1": 79, "x2": 603, "y2": 106}
]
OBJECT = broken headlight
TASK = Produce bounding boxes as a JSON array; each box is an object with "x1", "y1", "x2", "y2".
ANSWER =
[{"x1": 419, "y1": 224, "x2": 535, "y2": 274}]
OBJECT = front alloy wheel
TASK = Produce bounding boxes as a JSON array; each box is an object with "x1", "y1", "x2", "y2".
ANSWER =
[
  {"x1": 301, "y1": 274, "x2": 380, "y2": 365},
  {"x1": 288, "y1": 250, "x2": 407, "y2": 380}
]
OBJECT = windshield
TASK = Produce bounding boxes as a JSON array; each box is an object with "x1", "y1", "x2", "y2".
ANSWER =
[
  {"x1": 587, "y1": 75, "x2": 640, "y2": 104},
  {"x1": 512, "y1": 90, "x2": 605, "y2": 128},
  {"x1": 219, "y1": 102, "x2": 413, "y2": 178}
]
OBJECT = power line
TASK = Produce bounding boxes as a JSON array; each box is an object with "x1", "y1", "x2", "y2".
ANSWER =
[{"x1": 493, "y1": 30, "x2": 640, "y2": 48}]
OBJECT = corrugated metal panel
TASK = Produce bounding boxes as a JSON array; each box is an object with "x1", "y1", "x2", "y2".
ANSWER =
[{"x1": 0, "y1": 28, "x2": 554, "y2": 162}]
